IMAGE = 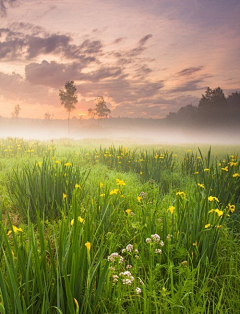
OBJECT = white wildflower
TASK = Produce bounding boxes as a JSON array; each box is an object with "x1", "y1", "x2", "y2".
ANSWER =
[
  {"x1": 126, "y1": 244, "x2": 134, "y2": 252},
  {"x1": 151, "y1": 234, "x2": 160, "y2": 242}
]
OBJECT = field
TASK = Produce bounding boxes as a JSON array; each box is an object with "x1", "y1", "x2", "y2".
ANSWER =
[{"x1": 0, "y1": 138, "x2": 240, "y2": 314}]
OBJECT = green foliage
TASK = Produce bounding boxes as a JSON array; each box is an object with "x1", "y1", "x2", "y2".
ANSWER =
[
  {"x1": 8, "y1": 157, "x2": 89, "y2": 221},
  {"x1": 0, "y1": 139, "x2": 240, "y2": 313}
]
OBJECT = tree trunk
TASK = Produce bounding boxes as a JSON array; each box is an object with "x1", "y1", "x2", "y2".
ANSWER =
[{"x1": 68, "y1": 111, "x2": 70, "y2": 135}]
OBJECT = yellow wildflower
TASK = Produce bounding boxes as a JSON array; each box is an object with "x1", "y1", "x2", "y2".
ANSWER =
[
  {"x1": 204, "y1": 168, "x2": 210, "y2": 172},
  {"x1": 167, "y1": 206, "x2": 175, "y2": 215},
  {"x1": 116, "y1": 179, "x2": 126, "y2": 186},
  {"x1": 125, "y1": 209, "x2": 132, "y2": 216},
  {"x1": 7, "y1": 225, "x2": 23, "y2": 236},
  {"x1": 229, "y1": 162, "x2": 238, "y2": 167},
  {"x1": 85, "y1": 241, "x2": 91, "y2": 252},
  {"x1": 109, "y1": 189, "x2": 119, "y2": 195},
  {"x1": 54, "y1": 160, "x2": 60, "y2": 164},
  {"x1": 233, "y1": 173, "x2": 240, "y2": 178},
  {"x1": 75, "y1": 184, "x2": 81, "y2": 189},
  {"x1": 192, "y1": 240, "x2": 197, "y2": 246},
  {"x1": 197, "y1": 183, "x2": 205, "y2": 188},
  {"x1": 99, "y1": 182, "x2": 104, "y2": 188},
  {"x1": 71, "y1": 216, "x2": 85, "y2": 225},
  {"x1": 176, "y1": 191, "x2": 186, "y2": 198},
  {"x1": 215, "y1": 209, "x2": 224, "y2": 217},
  {"x1": 208, "y1": 196, "x2": 219, "y2": 202},
  {"x1": 205, "y1": 224, "x2": 211, "y2": 229},
  {"x1": 140, "y1": 171, "x2": 143, "y2": 175},
  {"x1": 100, "y1": 193, "x2": 105, "y2": 197},
  {"x1": 221, "y1": 166, "x2": 228, "y2": 172},
  {"x1": 226, "y1": 203, "x2": 235, "y2": 213},
  {"x1": 194, "y1": 171, "x2": 199, "y2": 175},
  {"x1": 63, "y1": 193, "x2": 67, "y2": 199},
  {"x1": 137, "y1": 196, "x2": 142, "y2": 202},
  {"x1": 64, "y1": 162, "x2": 72, "y2": 167}
]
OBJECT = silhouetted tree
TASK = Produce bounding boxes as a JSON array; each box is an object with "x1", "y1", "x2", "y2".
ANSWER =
[
  {"x1": 59, "y1": 81, "x2": 78, "y2": 133},
  {"x1": 198, "y1": 87, "x2": 227, "y2": 125},
  {"x1": 88, "y1": 96, "x2": 111, "y2": 120},
  {"x1": 12, "y1": 104, "x2": 21, "y2": 119},
  {"x1": 44, "y1": 112, "x2": 53, "y2": 125}
]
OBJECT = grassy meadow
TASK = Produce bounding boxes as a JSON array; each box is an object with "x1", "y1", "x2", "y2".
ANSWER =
[{"x1": 0, "y1": 138, "x2": 240, "y2": 313}]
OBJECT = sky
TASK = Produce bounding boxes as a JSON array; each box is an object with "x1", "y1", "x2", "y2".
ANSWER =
[{"x1": 0, "y1": 0, "x2": 240, "y2": 119}]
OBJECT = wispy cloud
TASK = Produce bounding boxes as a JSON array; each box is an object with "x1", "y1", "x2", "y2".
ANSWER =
[
  {"x1": 177, "y1": 66, "x2": 203, "y2": 77},
  {"x1": 0, "y1": 0, "x2": 17, "y2": 17}
]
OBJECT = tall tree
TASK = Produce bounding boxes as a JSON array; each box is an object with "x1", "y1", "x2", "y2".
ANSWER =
[
  {"x1": 59, "y1": 81, "x2": 78, "y2": 133},
  {"x1": 88, "y1": 96, "x2": 111, "y2": 120}
]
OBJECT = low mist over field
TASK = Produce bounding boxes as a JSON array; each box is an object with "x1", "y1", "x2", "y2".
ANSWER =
[{"x1": 1, "y1": 116, "x2": 240, "y2": 145}]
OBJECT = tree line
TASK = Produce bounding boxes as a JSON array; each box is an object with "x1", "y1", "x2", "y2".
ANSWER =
[{"x1": 165, "y1": 87, "x2": 240, "y2": 127}]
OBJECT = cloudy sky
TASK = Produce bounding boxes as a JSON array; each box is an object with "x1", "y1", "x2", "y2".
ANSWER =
[{"x1": 0, "y1": 0, "x2": 240, "y2": 119}]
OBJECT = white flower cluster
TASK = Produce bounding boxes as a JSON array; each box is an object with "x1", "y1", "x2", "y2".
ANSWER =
[
  {"x1": 108, "y1": 252, "x2": 124, "y2": 264},
  {"x1": 151, "y1": 234, "x2": 160, "y2": 242},
  {"x1": 136, "y1": 287, "x2": 141, "y2": 294},
  {"x1": 126, "y1": 244, "x2": 134, "y2": 252},
  {"x1": 145, "y1": 234, "x2": 164, "y2": 247},
  {"x1": 119, "y1": 271, "x2": 134, "y2": 286}
]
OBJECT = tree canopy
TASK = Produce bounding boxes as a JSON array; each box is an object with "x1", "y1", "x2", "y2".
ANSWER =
[{"x1": 59, "y1": 81, "x2": 78, "y2": 116}]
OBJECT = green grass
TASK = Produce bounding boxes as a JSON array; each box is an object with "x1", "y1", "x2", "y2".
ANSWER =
[{"x1": 0, "y1": 138, "x2": 240, "y2": 313}]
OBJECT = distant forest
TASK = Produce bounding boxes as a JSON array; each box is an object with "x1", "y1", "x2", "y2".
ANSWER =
[{"x1": 165, "y1": 87, "x2": 240, "y2": 127}]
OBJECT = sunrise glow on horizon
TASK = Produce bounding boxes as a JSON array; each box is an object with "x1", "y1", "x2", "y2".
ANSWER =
[{"x1": 0, "y1": 0, "x2": 240, "y2": 120}]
